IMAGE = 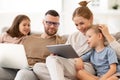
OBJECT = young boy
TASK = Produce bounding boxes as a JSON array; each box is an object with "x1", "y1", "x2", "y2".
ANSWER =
[{"x1": 76, "y1": 24, "x2": 120, "y2": 80}]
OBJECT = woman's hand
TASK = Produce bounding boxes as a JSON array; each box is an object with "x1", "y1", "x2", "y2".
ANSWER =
[
  {"x1": 99, "y1": 24, "x2": 115, "y2": 43},
  {"x1": 98, "y1": 24, "x2": 110, "y2": 37}
]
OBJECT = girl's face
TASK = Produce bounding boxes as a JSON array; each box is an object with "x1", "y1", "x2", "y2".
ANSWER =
[
  {"x1": 19, "y1": 19, "x2": 30, "y2": 35},
  {"x1": 73, "y1": 16, "x2": 92, "y2": 34}
]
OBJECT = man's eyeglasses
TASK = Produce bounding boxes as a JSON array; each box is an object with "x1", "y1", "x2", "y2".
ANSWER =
[{"x1": 45, "y1": 21, "x2": 60, "y2": 27}]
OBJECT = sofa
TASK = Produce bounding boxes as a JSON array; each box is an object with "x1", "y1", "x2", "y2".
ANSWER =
[
  {"x1": 0, "y1": 32, "x2": 68, "y2": 80},
  {"x1": 0, "y1": 31, "x2": 120, "y2": 80}
]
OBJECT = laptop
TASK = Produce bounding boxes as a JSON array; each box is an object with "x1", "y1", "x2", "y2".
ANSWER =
[
  {"x1": 0, "y1": 43, "x2": 29, "y2": 69},
  {"x1": 46, "y1": 44, "x2": 79, "y2": 58}
]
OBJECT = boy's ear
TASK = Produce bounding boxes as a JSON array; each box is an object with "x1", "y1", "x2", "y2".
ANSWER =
[{"x1": 98, "y1": 33, "x2": 103, "y2": 39}]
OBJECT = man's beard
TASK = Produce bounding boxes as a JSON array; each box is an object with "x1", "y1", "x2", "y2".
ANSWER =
[{"x1": 45, "y1": 29, "x2": 57, "y2": 36}]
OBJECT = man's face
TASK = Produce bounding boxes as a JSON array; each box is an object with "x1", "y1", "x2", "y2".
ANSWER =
[{"x1": 43, "y1": 14, "x2": 60, "y2": 36}]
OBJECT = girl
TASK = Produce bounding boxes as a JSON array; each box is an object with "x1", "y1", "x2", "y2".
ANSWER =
[
  {"x1": 0, "y1": 14, "x2": 30, "y2": 43},
  {"x1": 0, "y1": 14, "x2": 31, "y2": 80}
]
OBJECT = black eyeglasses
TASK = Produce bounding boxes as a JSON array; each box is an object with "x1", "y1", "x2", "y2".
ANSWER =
[{"x1": 45, "y1": 21, "x2": 60, "y2": 27}]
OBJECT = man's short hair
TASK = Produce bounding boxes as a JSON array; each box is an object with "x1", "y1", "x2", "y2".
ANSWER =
[{"x1": 45, "y1": 10, "x2": 59, "y2": 17}]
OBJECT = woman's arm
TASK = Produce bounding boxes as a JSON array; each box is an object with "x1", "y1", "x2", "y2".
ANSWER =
[
  {"x1": 109, "y1": 40, "x2": 120, "y2": 59},
  {"x1": 99, "y1": 25, "x2": 120, "y2": 59},
  {"x1": 98, "y1": 24, "x2": 115, "y2": 43}
]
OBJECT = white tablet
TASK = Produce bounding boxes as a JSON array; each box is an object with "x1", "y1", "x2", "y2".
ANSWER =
[{"x1": 46, "y1": 44, "x2": 79, "y2": 58}]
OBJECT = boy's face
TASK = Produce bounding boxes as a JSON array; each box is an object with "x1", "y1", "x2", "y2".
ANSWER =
[{"x1": 86, "y1": 29, "x2": 99, "y2": 48}]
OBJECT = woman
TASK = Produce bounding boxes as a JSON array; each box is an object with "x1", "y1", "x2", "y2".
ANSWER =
[
  {"x1": 45, "y1": 1, "x2": 120, "y2": 80},
  {"x1": 0, "y1": 14, "x2": 33, "y2": 80}
]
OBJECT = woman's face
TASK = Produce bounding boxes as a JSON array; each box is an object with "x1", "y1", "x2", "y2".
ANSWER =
[
  {"x1": 19, "y1": 19, "x2": 30, "y2": 35},
  {"x1": 73, "y1": 16, "x2": 92, "y2": 34}
]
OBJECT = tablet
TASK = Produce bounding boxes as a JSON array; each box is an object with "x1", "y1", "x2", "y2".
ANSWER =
[{"x1": 46, "y1": 44, "x2": 79, "y2": 58}]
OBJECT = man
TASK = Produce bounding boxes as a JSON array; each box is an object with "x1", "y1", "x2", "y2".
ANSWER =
[{"x1": 14, "y1": 10, "x2": 66, "y2": 80}]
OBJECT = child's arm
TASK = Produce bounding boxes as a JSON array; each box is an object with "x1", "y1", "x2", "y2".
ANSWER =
[
  {"x1": 74, "y1": 58, "x2": 84, "y2": 70},
  {"x1": 100, "y1": 63, "x2": 117, "y2": 80},
  {"x1": 75, "y1": 51, "x2": 92, "y2": 71}
]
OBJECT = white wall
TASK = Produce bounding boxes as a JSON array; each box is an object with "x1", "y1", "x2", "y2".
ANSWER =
[
  {"x1": 0, "y1": 0, "x2": 62, "y2": 34},
  {"x1": 89, "y1": 0, "x2": 120, "y2": 33},
  {"x1": 61, "y1": 0, "x2": 80, "y2": 35},
  {"x1": 0, "y1": 12, "x2": 43, "y2": 33},
  {"x1": 0, "y1": 0, "x2": 120, "y2": 35},
  {"x1": 62, "y1": 0, "x2": 120, "y2": 34}
]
